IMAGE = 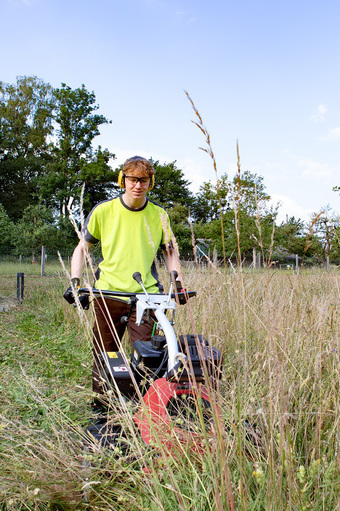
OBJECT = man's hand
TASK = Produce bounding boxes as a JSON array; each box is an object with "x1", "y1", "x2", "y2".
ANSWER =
[
  {"x1": 63, "y1": 277, "x2": 80, "y2": 304},
  {"x1": 63, "y1": 278, "x2": 90, "y2": 309},
  {"x1": 174, "y1": 279, "x2": 188, "y2": 305}
]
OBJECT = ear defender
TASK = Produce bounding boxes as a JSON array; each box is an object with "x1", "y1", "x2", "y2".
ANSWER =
[
  {"x1": 118, "y1": 170, "x2": 125, "y2": 189},
  {"x1": 149, "y1": 175, "x2": 155, "y2": 190},
  {"x1": 118, "y1": 171, "x2": 155, "y2": 190}
]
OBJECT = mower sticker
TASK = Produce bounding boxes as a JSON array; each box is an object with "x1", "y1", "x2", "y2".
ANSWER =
[{"x1": 107, "y1": 352, "x2": 119, "y2": 358}]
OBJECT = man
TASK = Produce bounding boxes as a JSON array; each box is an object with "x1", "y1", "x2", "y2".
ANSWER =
[{"x1": 64, "y1": 156, "x2": 181, "y2": 403}]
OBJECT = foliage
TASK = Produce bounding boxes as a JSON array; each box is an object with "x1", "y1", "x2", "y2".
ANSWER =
[
  {"x1": 0, "y1": 202, "x2": 15, "y2": 254},
  {"x1": 11, "y1": 205, "x2": 55, "y2": 257},
  {"x1": 191, "y1": 174, "x2": 230, "y2": 223},
  {"x1": 231, "y1": 170, "x2": 270, "y2": 216},
  {"x1": 148, "y1": 160, "x2": 194, "y2": 208},
  {"x1": 309, "y1": 207, "x2": 340, "y2": 262},
  {"x1": 0, "y1": 76, "x2": 55, "y2": 220},
  {"x1": 192, "y1": 170, "x2": 276, "y2": 260},
  {"x1": 274, "y1": 216, "x2": 307, "y2": 257},
  {"x1": 167, "y1": 204, "x2": 192, "y2": 257},
  {"x1": 40, "y1": 83, "x2": 115, "y2": 216}
]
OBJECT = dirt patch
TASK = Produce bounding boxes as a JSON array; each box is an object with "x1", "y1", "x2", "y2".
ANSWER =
[{"x1": 0, "y1": 296, "x2": 18, "y2": 311}]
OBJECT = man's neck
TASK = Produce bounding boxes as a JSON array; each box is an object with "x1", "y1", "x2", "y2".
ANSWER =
[{"x1": 121, "y1": 193, "x2": 147, "y2": 210}]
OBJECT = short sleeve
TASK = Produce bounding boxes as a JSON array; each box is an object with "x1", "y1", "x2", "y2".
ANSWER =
[{"x1": 83, "y1": 206, "x2": 101, "y2": 244}]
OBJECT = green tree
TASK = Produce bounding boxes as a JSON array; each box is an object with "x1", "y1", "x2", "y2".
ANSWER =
[
  {"x1": 0, "y1": 76, "x2": 55, "y2": 219},
  {"x1": 148, "y1": 160, "x2": 193, "y2": 208},
  {"x1": 274, "y1": 217, "x2": 307, "y2": 257},
  {"x1": 0, "y1": 202, "x2": 14, "y2": 254},
  {"x1": 167, "y1": 204, "x2": 192, "y2": 257},
  {"x1": 40, "y1": 83, "x2": 115, "y2": 216},
  {"x1": 308, "y1": 208, "x2": 339, "y2": 264},
  {"x1": 12, "y1": 204, "x2": 60, "y2": 259},
  {"x1": 192, "y1": 170, "x2": 275, "y2": 262},
  {"x1": 191, "y1": 174, "x2": 230, "y2": 223},
  {"x1": 231, "y1": 170, "x2": 270, "y2": 217}
]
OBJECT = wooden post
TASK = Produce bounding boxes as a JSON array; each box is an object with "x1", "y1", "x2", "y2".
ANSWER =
[
  {"x1": 326, "y1": 256, "x2": 330, "y2": 272},
  {"x1": 253, "y1": 248, "x2": 256, "y2": 269},
  {"x1": 17, "y1": 273, "x2": 24, "y2": 302},
  {"x1": 41, "y1": 246, "x2": 46, "y2": 276},
  {"x1": 296, "y1": 254, "x2": 299, "y2": 274},
  {"x1": 257, "y1": 252, "x2": 261, "y2": 269},
  {"x1": 213, "y1": 248, "x2": 218, "y2": 269}
]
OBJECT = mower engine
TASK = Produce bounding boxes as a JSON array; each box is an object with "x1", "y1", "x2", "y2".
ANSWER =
[{"x1": 99, "y1": 334, "x2": 223, "y2": 399}]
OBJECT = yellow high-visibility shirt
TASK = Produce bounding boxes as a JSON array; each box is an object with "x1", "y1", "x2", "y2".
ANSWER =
[{"x1": 83, "y1": 195, "x2": 172, "y2": 295}]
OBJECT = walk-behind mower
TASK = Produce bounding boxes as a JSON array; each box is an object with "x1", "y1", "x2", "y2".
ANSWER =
[{"x1": 75, "y1": 271, "x2": 223, "y2": 456}]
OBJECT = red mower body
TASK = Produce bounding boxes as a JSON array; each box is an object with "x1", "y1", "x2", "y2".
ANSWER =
[{"x1": 133, "y1": 377, "x2": 220, "y2": 455}]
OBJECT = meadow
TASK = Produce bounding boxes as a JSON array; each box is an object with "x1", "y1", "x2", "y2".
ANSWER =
[{"x1": 1, "y1": 261, "x2": 340, "y2": 510}]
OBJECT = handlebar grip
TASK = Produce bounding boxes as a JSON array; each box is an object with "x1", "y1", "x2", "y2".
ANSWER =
[{"x1": 133, "y1": 272, "x2": 143, "y2": 284}]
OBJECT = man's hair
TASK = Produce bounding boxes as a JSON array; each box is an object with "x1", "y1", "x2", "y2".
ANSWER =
[{"x1": 123, "y1": 156, "x2": 155, "y2": 177}]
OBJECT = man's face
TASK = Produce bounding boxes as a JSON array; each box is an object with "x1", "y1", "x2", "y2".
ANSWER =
[{"x1": 124, "y1": 168, "x2": 151, "y2": 202}]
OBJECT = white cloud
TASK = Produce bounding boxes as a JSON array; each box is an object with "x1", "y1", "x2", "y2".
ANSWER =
[
  {"x1": 176, "y1": 157, "x2": 210, "y2": 192},
  {"x1": 327, "y1": 126, "x2": 340, "y2": 139},
  {"x1": 299, "y1": 158, "x2": 334, "y2": 182},
  {"x1": 309, "y1": 104, "x2": 327, "y2": 122},
  {"x1": 270, "y1": 194, "x2": 315, "y2": 224},
  {"x1": 175, "y1": 10, "x2": 196, "y2": 25}
]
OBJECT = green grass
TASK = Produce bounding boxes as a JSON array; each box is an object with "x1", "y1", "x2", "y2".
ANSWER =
[
  {"x1": 0, "y1": 260, "x2": 68, "y2": 276},
  {"x1": 1, "y1": 264, "x2": 340, "y2": 510}
]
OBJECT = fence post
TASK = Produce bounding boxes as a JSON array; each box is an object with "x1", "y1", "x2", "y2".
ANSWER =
[
  {"x1": 295, "y1": 254, "x2": 299, "y2": 274},
  {"x1": 17, "y1": 273, "x2": 24, "y2": 302},
  {"x1": 257, "y1": 252, "x2": 261, "y2": 269},
  {"x1": 41, "y1": 246, "x2": 46, "y2": 276},
  {"x1": 326, "y1": 256, "x2": 330, "y2": 272}
]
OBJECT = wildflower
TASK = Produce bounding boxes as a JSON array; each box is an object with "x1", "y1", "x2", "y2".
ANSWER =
[
  {"x1": 253, "y1": 465, "x2": 265, "y2": 485},
  {"x1": 297, "y1": 465, "x2": 306, "y2": 483}
]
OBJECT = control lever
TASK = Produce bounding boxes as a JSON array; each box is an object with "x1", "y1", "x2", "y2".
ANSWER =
[
  {"x1": 169, "y1": 270, "x2": 178, "y2": 283},
  {"x1": 133, "y1": 272, "x2": 149, "y2": 300}
]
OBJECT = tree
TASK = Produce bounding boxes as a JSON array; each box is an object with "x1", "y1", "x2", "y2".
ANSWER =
[
  {"x1": 191, "y1": 174, "x2": 230, "y2": 223},
  {"x1": 231, "y1": 170, "x2": 270, "y2": 217},
  {"x1": 308, "y1": 208, "x2": 340, "y2": 264},
  {"x1": 0, "y1": 76, "x2": 55, "y2": 219},
  {"x1": 148, "y1": 160, "x2": 193, "y2": 208},
  {"x1": 191, "y1": 170, "x2": 275, "y2": 262},
  {"x1": 78, "y1": 147, "x2": 119, "y2": 212},
  {"x1": 40, "y1": 83, "x2": 115, "y2": 216},
  {"x1": 12, "y1": 204, "x2": 60, "y2": 259},
  {"x1": 167, "y1": 204, "x2": 193, "y2": 257},
  {"x1": 274, "y1": 217, "x2": 307, "y2": 257},
  {"x1": 0, "y1": 202, "x2": 14, "y2": 254}
]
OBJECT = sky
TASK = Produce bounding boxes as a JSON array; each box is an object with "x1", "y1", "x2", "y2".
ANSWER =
[{"x1": 1, "y1": 0, "x2": 340, "y2": 224}]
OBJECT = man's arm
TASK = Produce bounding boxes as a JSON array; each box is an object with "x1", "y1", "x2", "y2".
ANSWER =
[
  {"x1": 71, "y1": 239, "x2": 93, "y2": 280},
  {"x1": 163, "y1": 244, "x2": 182, "y2": 281},
  {"x1": 63, "y1": 239, "x2": 93, "y2": 305}
]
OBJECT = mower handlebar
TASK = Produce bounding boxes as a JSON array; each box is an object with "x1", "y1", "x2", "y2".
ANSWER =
[{"x1": 78, "y1": 287, "x2": 196, "y2": 300}]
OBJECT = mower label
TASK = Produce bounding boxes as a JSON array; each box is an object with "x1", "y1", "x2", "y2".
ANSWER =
[
  {"x1": 107, "y1": 352, "x2": 119, "y2": 358},
  {"x1": 112, "y1": 366, "x2": 128, "y2": 372}
]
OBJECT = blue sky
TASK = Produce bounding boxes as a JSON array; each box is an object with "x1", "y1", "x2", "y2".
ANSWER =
[{"x1": 2, "y1": 0, "x2": 340, "y2": 223}]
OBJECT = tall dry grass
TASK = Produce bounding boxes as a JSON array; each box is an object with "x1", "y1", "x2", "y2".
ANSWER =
[{"x1": 1, "y1": 266, "x2": 340, "y2": 509}]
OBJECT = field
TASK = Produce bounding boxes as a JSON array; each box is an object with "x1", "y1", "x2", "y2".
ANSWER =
[{"x1": 1, "y1": 261, "x2": 340, "y2": 510}]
